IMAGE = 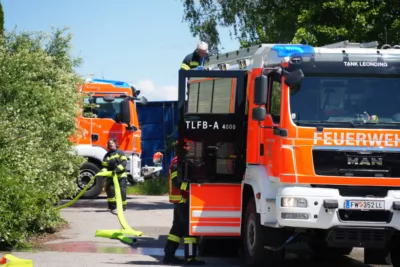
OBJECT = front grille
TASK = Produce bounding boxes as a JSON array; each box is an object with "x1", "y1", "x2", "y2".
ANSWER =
[
  {"x1": 338, "y1": 210, "x2": 393, "y2": 223},
  {"x1": 326, "y1": 228, "x2": 391, "y2": 248},
  {"x1": 313, "y1": 150, "x2": 400, "y2": 177},
  {"x1": 310, "y1": 184, "x2": 400, "y2": 197}
]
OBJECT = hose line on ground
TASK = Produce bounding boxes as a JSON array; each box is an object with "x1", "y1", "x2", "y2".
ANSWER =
[
  {"x1": 0, "y1": 254, "x2": 33, "y2": 267},
  {"x1": 56, "y1": 170, "x2": 143, "y2": 245}
]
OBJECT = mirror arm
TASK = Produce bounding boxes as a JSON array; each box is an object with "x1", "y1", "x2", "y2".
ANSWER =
[
  {"x1": 125, "y1": 123, "x2": 137, "y2": 132},
  {"x1": 281, "y1": 69, "x2": 290, "y2": 77},
  {"x1": 258, "y1": 121, "x2": 274, "y2": 129},
  {"x1": 257, "y1": 121, "x2": 286, "y2": 136}
]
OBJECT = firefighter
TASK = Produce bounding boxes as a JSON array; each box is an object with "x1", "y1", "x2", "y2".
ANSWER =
[
  {"x1": 181, "y1": 41, "x2": 210, "y2": 71},
  {"x1": 153, "y1": 151, "x2": 163, "y2": 167},
  {"x1": 102, "y1": 138, "x2": 128, "y2": 214},
  {"x1": 163, "y1": 141, "x2": 206, "y2": 265}
]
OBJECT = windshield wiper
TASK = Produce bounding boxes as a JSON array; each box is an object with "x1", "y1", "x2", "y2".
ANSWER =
[
  {"x1": 295, "y1": 120, "x2": 356, "y2": 128},
  {"x1": 353, "y1": 121, "x2": 400, "y2": 125}
]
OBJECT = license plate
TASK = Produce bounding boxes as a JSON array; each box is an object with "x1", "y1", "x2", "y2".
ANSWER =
[{"x1": 344, "y1": 200, "x2": 385, "y2": 210}]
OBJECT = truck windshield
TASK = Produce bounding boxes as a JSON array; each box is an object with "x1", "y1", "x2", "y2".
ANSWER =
[
  {"x1": 83, "y1": 96, "x2": 125, "y2": 121},
  {"x1": 290, "y1": 76, "x2": 400, "y2": 129}
]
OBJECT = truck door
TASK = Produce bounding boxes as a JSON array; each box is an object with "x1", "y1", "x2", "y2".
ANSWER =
[
  {"x1": 177, "y1": 70, "x2": 247, "y2": 183},
  {"x1": 177, "y1": 69, "x2": 247, "y2": 237}
]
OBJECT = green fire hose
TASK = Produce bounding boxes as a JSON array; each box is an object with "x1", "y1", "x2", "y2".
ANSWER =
[{"x1": 56, "y1": 170, "x2": 143, "y2": 245}]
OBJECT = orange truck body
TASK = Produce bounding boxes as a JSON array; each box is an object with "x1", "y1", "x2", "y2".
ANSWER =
[
  {"x1": 70, "y1": 78, "x2": 162, "y2": 198},
  {"x1": 177, "y1": 41, "x2": 400, "y2": 266}
]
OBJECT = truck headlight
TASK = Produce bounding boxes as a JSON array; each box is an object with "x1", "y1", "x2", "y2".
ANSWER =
[{"x1": 281, "y1": 197, "x2": 307, "y2": 208}]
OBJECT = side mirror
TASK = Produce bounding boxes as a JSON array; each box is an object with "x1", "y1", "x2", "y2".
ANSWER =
[
  {"x1": 284, "y1": 69, "x2": 304, "y2": 88},
  {"x1": 252, "y1": 107, "x2": 267, "y2": 121},
  {"x1": 119, "y1": 99, "x2": 131, "y2": 125},
  {"x1": 103, "y1": 94, "x2": 115, "y2": 102},
  {"x1": 138, "y1": 96, "x2": 148, "y2": 105},
  {"x1": 253, "y1": 75, "x2": 268, "y2": 105}
]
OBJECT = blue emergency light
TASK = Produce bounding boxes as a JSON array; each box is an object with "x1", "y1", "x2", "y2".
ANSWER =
[
  {"x1": 91, "y1": 78, "x2": 131, "y2": 88},
  {"x1": 271, "y1": 44, "x2": 315, "y2": 57}
]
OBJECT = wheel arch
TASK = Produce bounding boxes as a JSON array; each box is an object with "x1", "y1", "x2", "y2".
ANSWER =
[
  {"x1": 85, "y1": 157, "x2": 102, "y2": 169},
  {"x1": 74, "y1": 144, "x2": 107, "y2": 164},
  {"x1": 243, "y1": 165, "x2": 282, "y2": 227}
]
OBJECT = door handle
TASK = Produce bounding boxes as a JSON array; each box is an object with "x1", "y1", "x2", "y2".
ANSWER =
[{"x1": 91, "y1": 134, "x2": 99, "y2": 142}]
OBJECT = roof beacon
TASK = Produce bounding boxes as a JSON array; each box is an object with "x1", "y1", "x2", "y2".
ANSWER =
[{"x1": 271, "y1": 44, "x2": 315, "y2": 57}]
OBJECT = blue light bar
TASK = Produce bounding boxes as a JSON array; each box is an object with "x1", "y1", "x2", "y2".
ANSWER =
[
  {"x1": 271, "y1": 44, "x2": 315, "y2": 57},
  {"x1": 91, "y1": 78, "x2": 130, "y2": 88}
]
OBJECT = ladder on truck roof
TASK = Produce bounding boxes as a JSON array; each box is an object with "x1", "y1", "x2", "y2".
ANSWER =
[
  {"x1": 320, "y1": 40, "x2": 379, "y2": 48},
  {"x1": 207, "y1": 40, "x2": 380, "y2": 70}
]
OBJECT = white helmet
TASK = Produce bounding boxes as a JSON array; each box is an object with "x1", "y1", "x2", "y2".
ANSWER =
[{"x1": 197, "y1": 41, "x2": 208, "y2": 52}]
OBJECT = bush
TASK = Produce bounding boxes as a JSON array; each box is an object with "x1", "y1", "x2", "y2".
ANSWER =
[
  {"x1": 127, "y1": 177, "x2": 168, "y2": 195},
  {"x1": 0, "y1": 27, "x2": 85, "y2": 250}
]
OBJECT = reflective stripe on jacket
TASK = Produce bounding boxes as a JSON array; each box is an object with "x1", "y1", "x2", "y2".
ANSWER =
[
  {"x1": 168, "y1": 156, "x2": 188, "y2": 203},
  {"x1": 102, "y1": 149, "x2": 128, "y2": 177}
]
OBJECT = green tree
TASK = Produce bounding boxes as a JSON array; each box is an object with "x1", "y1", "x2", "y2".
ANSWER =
[
  {"x1": 292, "y1": 0, "x2": 400, "y2": 46},
  {"x1": 0, "y1": 27, "x2": 85, "y2": 249},
  {"x1": 182, "y1": 0, "x2": 400, "y2": 50},
  {"x1": 0, "y1": 1, "x2": 4, "y2": 37}
]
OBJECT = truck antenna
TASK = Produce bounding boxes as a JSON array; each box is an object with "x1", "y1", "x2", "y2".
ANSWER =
[{"x1": 385, "y1": 25, "x2": 388, "y2": 44}]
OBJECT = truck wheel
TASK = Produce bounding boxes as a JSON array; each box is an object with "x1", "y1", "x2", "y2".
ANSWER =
[
  {"x1": 243, "y1": 198, "x2": 285, "y2": 267},
  {"x1": 77, "y1": 162, "x2": 105, "y2": 199},
  {"x1": 127, "y1": 175, "x2": 137, "y2": 186}
]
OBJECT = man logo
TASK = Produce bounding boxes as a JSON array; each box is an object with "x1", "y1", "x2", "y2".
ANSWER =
[{"x1": 347, "y1": 156, "x2": 383, "y2": 166}]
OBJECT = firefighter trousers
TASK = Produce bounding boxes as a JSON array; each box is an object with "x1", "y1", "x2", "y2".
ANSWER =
[
  {"x1": 164, "y1": 201, "x2": 199, "y2": 260},
  {"x1": 105, "y1": 176, "x2": 127, "y2": 210}
]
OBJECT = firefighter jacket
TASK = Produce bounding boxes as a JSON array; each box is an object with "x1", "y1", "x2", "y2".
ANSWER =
[
  {"x1": 168, "y1": 156, "x2": 189, "y2": 203},
  {"x1": 102, "y1": 149, "x2": 128, "y2": 177},
  {"x1": 181, "y1": 50, "x2": 210, "y2": 70}
]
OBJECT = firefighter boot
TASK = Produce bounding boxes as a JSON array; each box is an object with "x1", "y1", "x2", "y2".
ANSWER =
[
  {"x1": 184, "y1": 240, "x2": 206, "y2": 265},
  {"x1": 163, "y1": 240, "x2": 185, "y2": 265}
]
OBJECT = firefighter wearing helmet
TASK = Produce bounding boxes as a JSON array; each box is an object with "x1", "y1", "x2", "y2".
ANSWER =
[{"x1": 163, "y1": 140, "x2": 206, "y2": 265}]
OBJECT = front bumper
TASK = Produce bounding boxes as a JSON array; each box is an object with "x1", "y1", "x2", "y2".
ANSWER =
[
  {"x1": 276, "y1": 186, "x2": 400, "y2": 231},
  {"x1": 125, "y1": 153, "x2": 163, "y2": 183}
]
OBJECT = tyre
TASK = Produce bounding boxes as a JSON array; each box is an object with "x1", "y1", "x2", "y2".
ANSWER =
[
  {"x1": 127, "y1": 175, "x2": 138, "y2": 186},
  {"x1": 77, "y1": 162, "x2": 105, "y2": 199},
  {"x1": 243, "y1": 198, "x2": 285, "y2": 267}
]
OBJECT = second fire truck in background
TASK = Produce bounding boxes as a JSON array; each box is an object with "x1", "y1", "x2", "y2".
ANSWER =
[{"x1": 70, "y1": 79, "x2": 162, "y2": 198}]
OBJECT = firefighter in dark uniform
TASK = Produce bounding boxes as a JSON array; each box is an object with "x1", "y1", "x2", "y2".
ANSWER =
[
  {"x1": 181, "y1": 41, "x2": 210, "y2": 70},
  {"x1": 163, "y1": 141, "x2": 206, "y2": 265},
  {"x1": 102, "y1": 138, "x2": 128, "y2": 214}
]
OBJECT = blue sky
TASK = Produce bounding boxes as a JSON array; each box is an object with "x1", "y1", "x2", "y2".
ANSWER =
[{"x1": 2, "y1": 0, "x2": 240, "y2": 101}]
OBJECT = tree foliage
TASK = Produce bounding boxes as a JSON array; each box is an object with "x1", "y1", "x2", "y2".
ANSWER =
[
  {"x1": 182, "y1": 0, "x2": 400, "y2": 51},
  {"x1": 0, "y1": 2, "x2": 4, "y2": 37},
  {"x1": 0, "y1": 27, "x2": 85, "y2": 249}
]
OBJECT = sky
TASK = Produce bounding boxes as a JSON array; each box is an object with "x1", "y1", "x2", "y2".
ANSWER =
[{"x1": 2, "y1": 0, "x2": 240, "y2": 101}]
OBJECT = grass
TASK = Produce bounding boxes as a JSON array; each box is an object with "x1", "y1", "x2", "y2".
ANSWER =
[{"x1": 127, "y1": 176, "x2": 168, "y2": 195}]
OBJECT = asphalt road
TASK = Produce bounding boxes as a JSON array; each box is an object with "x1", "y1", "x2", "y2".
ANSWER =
[{"x1": 3, "y1": 196, "x2": 392, "y2": 267}]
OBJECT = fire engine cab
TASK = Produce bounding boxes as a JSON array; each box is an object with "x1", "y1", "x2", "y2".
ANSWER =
[
  {"x1": 177, "y1": 40, "x2": 400, "y2": 266},
  {"x1": 72, "y1": 78, "x2": 162, "y2": 198}
]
